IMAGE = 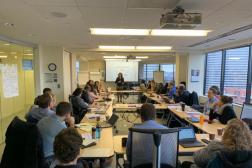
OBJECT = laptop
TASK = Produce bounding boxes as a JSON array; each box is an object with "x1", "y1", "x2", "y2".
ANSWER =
[
  {"x1": 99, "y1": 114, "x2": 119, "y2": 128},
  {"x1": 179, "y1": 127, "x2": 205, "y2": 148}
]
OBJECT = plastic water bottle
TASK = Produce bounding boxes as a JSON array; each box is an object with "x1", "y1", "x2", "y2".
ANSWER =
[{"x1": 96, "y1": 123, "x2": 101, "y2": 139}]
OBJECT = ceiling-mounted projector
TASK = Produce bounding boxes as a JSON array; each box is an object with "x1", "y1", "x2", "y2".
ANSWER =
[{"x1": 160, "y1": 6, "x2": 202, "y2": 29}]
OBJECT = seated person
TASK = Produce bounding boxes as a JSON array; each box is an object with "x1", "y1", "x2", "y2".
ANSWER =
[
  {"x1": 126, "y1": 103, "x2": 167, "y2": 160},
  {"x1": 94, "y1": 81, "x2": 100, "y2": 94},
  {"x1": 210, "y1": 96, "x2": 237, "y2": 124},
  {"x1": 26, "y1": 93, "x2": 55, "y2": 123},
  {"x1": 174, "y1": 85, "x2": 190, "y2": 106},
  {"x1": 37, "y1": 102, "x2": 75, "y2": 167},
  {"x1": 81, "y1": 85, "x2": 94, "y2": 104},
  {"x1": 54, "y1": 128, "x2": 88, "y2": 168},
  {"x1": 139, "y1": 79, "x2": 147, "y2": 92},
  {"x1": 189, "y1": 119, "x2": 252, "y2": 168},
  {"x1": 147, "y1": 80, "x2": 156, "y2": 91},
  {"x1": 204, "y1": 87, "x2": 219, "y2": 114},
  {"x1": 34, "y1": 88, "x2": 52, "y2": 105},
  {"x1": 210, "y1": 85, "x2": 221, "y2": 99},
  {"x1": 167, "y1": 81, "x2": 176, "y2": 99},
  {"x1": 180, "y1": 81, "x2": 186, "y2": 89},
  {"x1": 71, "y1": 88, "x2": 89, "y2": 110}
]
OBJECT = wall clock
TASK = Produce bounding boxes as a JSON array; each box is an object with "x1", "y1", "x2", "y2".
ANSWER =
[{"x1": 48, "y1": 63, "x2": 57, "y2": 71}]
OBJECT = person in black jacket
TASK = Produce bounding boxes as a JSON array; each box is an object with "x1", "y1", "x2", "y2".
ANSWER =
[
  {"x1": 115, "y1": 72, "x2": 124, "y2": 102},
  {"x1": 81, "y1": 85, "x2": 94, "y2": 104},
  {"x1": 174, "y1": 85, "x2": 190, "y2": 106},
  {"x1": 211, "y1": 95, "x2": 237, "y2": 124}
]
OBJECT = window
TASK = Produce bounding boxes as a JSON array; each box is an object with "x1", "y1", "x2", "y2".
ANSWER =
[
  {"x1": 204, "y1": 51, "x2": 222, "y2": 94},
  {"x1": 224, "y1": 47, "x2": 249, "y2": 104},
  {"x1": 142, "y1": 64, "x2": 176, "y2": 82},
  {"x1": 204, "y1": 46, "x2": 251, "y2": 104},
  {"x1": 160, "y1": 64, "x2": 176, "y2": 82},
  {"x1": 143, "y1": 64, "x2": 159, "y2": 81}
]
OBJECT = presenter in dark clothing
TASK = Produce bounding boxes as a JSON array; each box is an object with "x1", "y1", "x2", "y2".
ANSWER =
[{"x1": 115, "y1": 72, "x2": 124, "y2": 102}]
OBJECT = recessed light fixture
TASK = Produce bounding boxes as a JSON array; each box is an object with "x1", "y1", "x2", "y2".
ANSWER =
[
  {"x1": 99, "y1": 46, "x2": 135, "y2": 50},
  {"x1": 0, "y1": 55, "x2": 8, "y2": 58},
  {"x1": 4, "y1": 43, "x2": 10, "y2": 46},
  {"x1": 90, "y1": 28, "x2": 150, "y2": 36},
  {"x1": 103, "y1": 56, "x2": 127, "y2": 59},
  {"x1": 91, "y1": 28, "x2": 211, "y2": 37},
  {"x1": 24, "y1": 53, "x2": 33, "y2": 56},
  {"x1": 14, "y1": 56, "x2": 17, "y2": 59},
  {"x1": 136, "y1": 46, "x2": 172, "y2": 50},
  {"x1": 151, "y1": 29, "x2": 211, "y2": 36}
]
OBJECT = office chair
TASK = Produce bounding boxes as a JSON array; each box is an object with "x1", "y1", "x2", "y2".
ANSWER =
[{"x1": 128, "y1": 128, "x2": 179, "y2": 168}]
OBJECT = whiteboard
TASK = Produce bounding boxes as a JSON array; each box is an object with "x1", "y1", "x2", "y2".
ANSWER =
[
  {"x1": 105, "y1": 60, "x2": 139, "y2": 82},
  {"x1": 153, "y1": 71, "x2": 164, "y2": 83}
]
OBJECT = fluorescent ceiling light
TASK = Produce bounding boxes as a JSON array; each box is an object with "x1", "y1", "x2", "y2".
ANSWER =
[
  {"x1": 24, "y1": 53, "x2": 33, "y2": 56},
  {"x1": 103, "y1": 56, "x2": 127, "y2": 59},
  {"x1": 229, "y1": 57, "x2": 240, "y2": 60},
  {"x1": 136, "y1": 46, "x2": 172, "y2": 50},
  {"x1": 4, "y1": 43, "x2": 10, "y2": 46},
  {"x1": 99, "y1": 46, "x2": 135, "y2": 50},
  {"x1": 104, "y1": 59, "x2": 126, "y2": 61},
  {"x1": 90, "y1": 28, "x2": 150, "y2": 36},
  {"x1": 136, "y1": 56, "x2": 149, "y2": 59},
  {"x1": 0, "y1": 55, "x2": 8, "y2": 58},
  {"x1": 151, "y1": 29, "x2": 211, "y2": 36}
]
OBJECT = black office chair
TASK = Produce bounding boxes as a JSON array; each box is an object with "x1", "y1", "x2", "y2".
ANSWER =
[
  {"x1": 69, "y1": 96, "x2": 87, "y2": 124},
  {"x1": 0, "y1": 117, "x2": 45, "y2": 168},
  {"x1": 128, "y1": 128, "x2": 179, "y2": 168},
  {"x1": 189, "y1": 91, "x2": 199, "y2": 106}
]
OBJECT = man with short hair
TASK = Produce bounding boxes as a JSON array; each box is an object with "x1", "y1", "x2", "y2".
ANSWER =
[
  {"x1": 34, "y1": 88, "x2": 52, "y2": 105},
  {"x1": 26, "y1": 93, "x2": 54, "y2": 123},
  {"x1": 174, "y1": 85, "x2": 190, "y2": 105},
  {"x1": 54, "y1": 128, "x2": 87, "y2": 168},
  {"x1": 126, "y1": 103, "x2": 167, "y2": 159},
  {"x1": 37, "y1": 102, "x2": 75, "y2": 167}
]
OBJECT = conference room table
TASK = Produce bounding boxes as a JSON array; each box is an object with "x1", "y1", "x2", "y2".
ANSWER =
[{"x1": 143, "y1": 92, "x2": 226, "y2": 135}]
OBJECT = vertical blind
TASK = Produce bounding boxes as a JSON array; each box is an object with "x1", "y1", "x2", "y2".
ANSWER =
[
  {"x1": 205, "y1": 51, "x2": 222, "y2": 94},
  {"x1": 160, "y1": 64, "x2": 175, "y2": 81},
  {"x1": 224, "y1": 47, "x2": 249, "y2": 104}
]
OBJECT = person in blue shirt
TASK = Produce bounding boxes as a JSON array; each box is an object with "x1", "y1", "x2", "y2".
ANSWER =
[
  {"x1": 37, "y1": 102, "x2": 75, "y2": 168},
  {"x1": 126, "y1": 103, "x2": 167, "y2": 160},
  {"x1": 167, "y1": 81, "x2": 176, "y2": 99}
]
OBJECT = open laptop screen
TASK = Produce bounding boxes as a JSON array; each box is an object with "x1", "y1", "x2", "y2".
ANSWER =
[
  {"x1": 241, "y1": 103, "x2": 252, "y2": 119},
  {"x1": 179, "y1": 127, "x2": 196, "y2": 141}
]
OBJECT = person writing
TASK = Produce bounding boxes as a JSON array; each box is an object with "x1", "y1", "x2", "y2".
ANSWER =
[{"x1": 209, "y1": 95, "x2": 237, "y2": 124}]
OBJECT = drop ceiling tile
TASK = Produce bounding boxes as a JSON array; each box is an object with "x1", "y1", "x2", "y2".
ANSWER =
[
  {"x1": 76, "y1": 0, "x2": 125, "y2": 8},
  {"x1": 127, "y1": 0, "x2": 179, "y2": 9}
]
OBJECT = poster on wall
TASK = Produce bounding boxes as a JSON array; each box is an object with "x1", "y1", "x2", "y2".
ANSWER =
[
  {"x1": 1, "y1": 64, "x2": 19, "y2": 98},
  {"x1": 191, "y1": 69, "x2": 200, "y2": 82}
]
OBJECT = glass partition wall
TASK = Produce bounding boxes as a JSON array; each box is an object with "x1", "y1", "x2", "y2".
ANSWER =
[{"x1": 0, "y1": 40, "x2": 35, "y2": 147}]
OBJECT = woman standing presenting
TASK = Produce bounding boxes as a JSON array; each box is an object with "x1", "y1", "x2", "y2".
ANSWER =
[{"x1": 115, "y1": 72, "x2": 124, "y2": 102}]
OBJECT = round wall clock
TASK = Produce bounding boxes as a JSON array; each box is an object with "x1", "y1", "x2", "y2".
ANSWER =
[{"x1": 48, "y1": 63, "x2": 57, "y2": 71}]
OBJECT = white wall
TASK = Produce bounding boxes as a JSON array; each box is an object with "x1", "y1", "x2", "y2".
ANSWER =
[
  {"x1": 34, "y1": 45, "x2": 76, "y2": 102},
  {"x1": 187, "y1": 52, "x2": 205, "y2": 96}
]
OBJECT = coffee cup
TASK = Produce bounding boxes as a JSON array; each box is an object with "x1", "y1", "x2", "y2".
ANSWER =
[
  {"x1": 181, "y1": 103, "x2": 185, "y2": 111},
  {"x1": 217, "y1": 128, "x2": 224, "y2": 136},
  {"x1": 209, "y1": 134, "x2": 215, "y2": 140}
]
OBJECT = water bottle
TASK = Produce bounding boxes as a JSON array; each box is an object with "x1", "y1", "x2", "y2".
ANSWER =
[{"x1": 96, "y1": 123, "x2": 101, "y2": 139}]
